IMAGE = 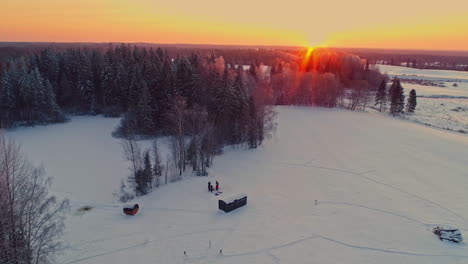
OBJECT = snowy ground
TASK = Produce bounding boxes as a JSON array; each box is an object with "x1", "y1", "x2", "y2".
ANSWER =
[
  {"x1": 401, "y1": 96, "x2": 468, "y2": 133},
  {"x1": 7, "y1": 107, "x2": 468, "y2": 264},
  {"x1": 375, "y1": 65, "x2": 468, "y2": 133}
]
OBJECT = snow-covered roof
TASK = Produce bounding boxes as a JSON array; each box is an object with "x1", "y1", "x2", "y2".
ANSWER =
[{"x1": 221, "y1": 193, "x2": 247, "y2": 204}]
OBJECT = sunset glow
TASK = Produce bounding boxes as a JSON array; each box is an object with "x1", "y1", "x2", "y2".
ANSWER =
[
  {"x1": 1, "y1": 0, "x2": 467, "y2": 50},
  {"x1": 299, "y1": 47, "x2": 315, "y2": 71}
]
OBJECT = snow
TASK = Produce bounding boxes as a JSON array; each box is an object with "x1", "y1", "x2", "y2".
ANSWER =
[
  {"x1": 401, "y1": 97, "x2": 468, "y2": 133},
  {"x1": 6, "y1": 107, "x2": 468, "y2": 264}
]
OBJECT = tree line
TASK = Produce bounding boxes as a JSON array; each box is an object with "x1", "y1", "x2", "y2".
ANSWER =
[
  {"x1": 267, "y1": 48, "x2": 417, "y2": 115},
  {"x1": 0, "y1": 45, "x2": 273, "y2": 148}
]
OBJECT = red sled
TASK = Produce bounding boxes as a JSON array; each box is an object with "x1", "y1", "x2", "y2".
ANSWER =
[{"x1": 123, "y1": 204, "x2": 139, "y2": 215}]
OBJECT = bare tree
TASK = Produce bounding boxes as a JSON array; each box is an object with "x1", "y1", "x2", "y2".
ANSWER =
[
  {"x1": 164, "y1": 154, "x2": 170, "y2": 185},
  {"x1": 121, "y1": 136, "x2": 143, "y2": 195},
  {"x1": 347, "y1": 80, "x2": 371, "y2": 111},
  {"x1": 0, "y1": 133, "x2": 69, "y2": 264},
  {"x1": 248, "y1": 81, "x2": 277, "y2": 148},
  {"x1": 166, "y1": 96, "x2": 187, "y2": 176},
  {"x1": 164, "y1": 154, "x2": 177, "y2": 183},
  {"x1": 185, "y1": 105, "x2": 214, "y2": 176}
]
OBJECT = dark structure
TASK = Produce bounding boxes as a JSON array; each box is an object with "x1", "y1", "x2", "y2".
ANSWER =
[
  {"x1": 218, "y1": 194, "x2": 247, "y2": 213},
  {"x1": 123, "y1": 204, "x2": 139, "y2": 215}
]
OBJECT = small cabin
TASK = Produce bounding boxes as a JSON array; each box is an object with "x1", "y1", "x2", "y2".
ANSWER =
[{"x1": 218, "y1": 193, "x2": 247, "y2": 213}]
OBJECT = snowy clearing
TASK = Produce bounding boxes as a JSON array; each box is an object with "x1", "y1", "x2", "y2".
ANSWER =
[
  {"x1": 7, "y1": 106, "x2": 468, "y2": 264},
  {"x1": 402, "y1": 97, "x2": 468, "y2": 133}
]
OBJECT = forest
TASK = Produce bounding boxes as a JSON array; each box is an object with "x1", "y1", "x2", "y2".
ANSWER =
[
  {"x1": 1, "y1": 44, "x2": 416, "y2": 194},
  {"x1": 0, "y1": 44, "x2": 391, "y2": 131}
]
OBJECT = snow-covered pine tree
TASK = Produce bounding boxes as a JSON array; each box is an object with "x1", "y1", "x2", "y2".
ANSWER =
[
  {"x1": 220, "y1": 65, "x2": 236, "y2": 143},
  {"x1": 77, "y1": 51, "x2": 96, "y2": 113},
  {"x1": 31, "y1": 67, "x2": 47, "y2": 122},
  {"x1": 248, "y1": 95, "x2": 258, "y2": 148},
  {"x1": 90, "y1": 50, "x2": 104, "y2": 111},
  {"x1": 0, "y1": 66, "x2": 15, "y2": 127},
  {"x1": 44, "y1": 80, "x2": 66, "y2": 122},
  {"x1": 232, "y1": 67, "x2": 249, "y2": 143},
  {"x1": 143, "y1": 150, "x2": 153, "y2": 189},
  {"x1": 152, "y1": 139, "x2": 163, "y2": 187},
  {"x1": 406, "y1": 89, "x2": 417, "y2": 113},
  {"x1": 38, "y1": 48, "x2": 60, "y2": 87},
  {"x1": 374, "y1": 78, "x2": 387, "y2": 112},
  {"x1": 389, "y1": 78, "x2": 405, "y2": 116},
  {"x1": 135, "y1": 80, "x2": 155, "y2": 135},
  {"x1": 17, "y1": 64, "x2": 35, "y2": 122}
]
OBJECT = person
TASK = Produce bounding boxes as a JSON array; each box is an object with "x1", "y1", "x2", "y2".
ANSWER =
[
  {"x1": 208, "y1": 181, "x2": 211, "y2": 192},
  {"x1": 209, "y1": 183, "x2": 213, "y2": 193},
  {"x1": 216, "y1": 181, "x2": 219, "y2": 191}
]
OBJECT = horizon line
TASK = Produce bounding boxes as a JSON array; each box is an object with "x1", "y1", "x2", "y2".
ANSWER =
[{"x1": 1, "y1": 41, "x2": 468, "y2": 53}]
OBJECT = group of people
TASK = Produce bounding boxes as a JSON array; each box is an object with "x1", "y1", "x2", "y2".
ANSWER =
[{"x1": 208, "y1": 181, "x2": 220, "y2": 192}]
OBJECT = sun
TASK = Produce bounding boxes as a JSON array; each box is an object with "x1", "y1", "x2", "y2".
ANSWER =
[
  {"x1": 299, "y1": 46, "x2": 316, "y2": 72},
  {"x1": 305, "y1": 46, "x2": 314, "y2": 58}
]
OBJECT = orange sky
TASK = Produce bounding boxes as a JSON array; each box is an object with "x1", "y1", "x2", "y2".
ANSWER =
[{"x1": 1, "y1": 0, "x2": 467, "y2": 50}]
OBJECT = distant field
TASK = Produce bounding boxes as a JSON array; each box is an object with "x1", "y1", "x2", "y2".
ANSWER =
[
  {"x1": 375, "y1": 65, "x2": 468, "y2": 133},
  {"x1": 377, "y1": 65, "x2": 468, "y2": 82}
]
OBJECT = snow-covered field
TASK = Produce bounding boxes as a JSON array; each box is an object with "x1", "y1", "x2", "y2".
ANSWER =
[
  {"x1": 375, "y1": 65, "x2": 468, "y2": 133},
  {"x1": 401, "y1": 82, "x2": 468, "y2": 99},
  {"x1": 402, "y1": 96, "x2": 468, "y2": 133},
  {"x1": 377, "y1": 65, "x2": 468, "y2": 82},
  {"x1": 7, "y1": 107, "x2": 468, "y2": 264}
]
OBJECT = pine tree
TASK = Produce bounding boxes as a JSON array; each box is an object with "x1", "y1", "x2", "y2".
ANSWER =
[
  {"x1": 389, "y1": 78, "x2": 405, "y2": 116},
  {"x1": 31, "y1": 67, "x2": 46, "y2": 121},
  {"x1": 38, "y1": 48, "x2": 60, "y2": 86},
  {"x1": 135, "y1": 80, "x2": 155, "y2": 134},
  {"x1": 143, "y1": 150, "x2": 153, "y2": 189},
  {"x1": 406, "y1": 89, "x2": 417, "y2": 113},
  {"x1": 77, "y1": 52, "x2": 96, "y2": 112},
  {"x1": 44, "y1": 80, "x2": 66, "y2": 122},
  {"x1": 249, "y1": 63, "x2": 257, "y2": 81},
  {"x1": 0, "y1": 66, "x2": 15, "y2": 127},
  {"x1": 217, "y1": 65, "x2": 236, "y2": 142},
  {"x1": 152, "y1": 139, "x2": 163, "y2": 187},
  {"x1": 134, "y1": 169, "x2": 145, "y2": 195},
  {"x1": 374, "y1": 78, "x2": 387, "y2": 112},
  {"x1": 248, "y1": 95, "x2": 258, "y2": 148},
  {"x1": 232, "y1": 67, "x2": 249, "y2": 143}
]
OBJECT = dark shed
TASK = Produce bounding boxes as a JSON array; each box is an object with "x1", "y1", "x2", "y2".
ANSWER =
[{"x1": 218, "y1": 193, "x2": 247, "y2": 213}]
